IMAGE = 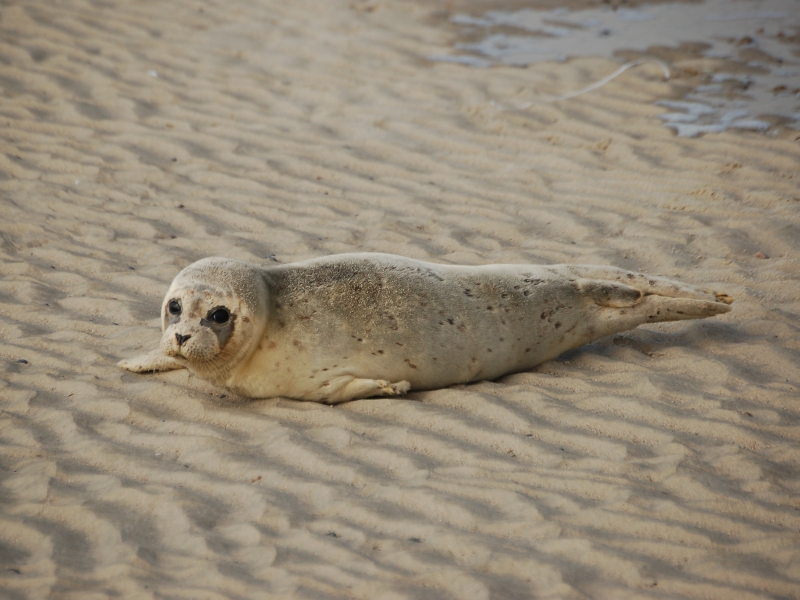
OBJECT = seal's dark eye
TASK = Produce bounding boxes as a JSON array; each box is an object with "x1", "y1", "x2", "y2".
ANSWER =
[
  {"x1": 209, "y1": 308, "x2": 230, "y2": 324},
  {"x1": 168, "y1": 300, "x2": 181, "y2": 315}
]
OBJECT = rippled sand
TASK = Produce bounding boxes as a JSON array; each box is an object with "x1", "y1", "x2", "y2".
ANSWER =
[{"x1": 1, "y1": 0, "x2": 799, "y2": 598}]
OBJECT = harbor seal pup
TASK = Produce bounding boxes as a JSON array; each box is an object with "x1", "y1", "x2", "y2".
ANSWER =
[{"x1": 118, "y1": 253, "x2": 733, "y2": 403}]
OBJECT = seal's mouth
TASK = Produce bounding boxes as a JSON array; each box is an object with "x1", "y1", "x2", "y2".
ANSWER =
[
  {"x1": 173, "y1": 340, "x2": 195, "y2": 359},
  {"x1": 161, "y1": 331, "x2": 190, "y2": 359},
  {"x1": 163, "y1": 344, "x2": 182, "y2": 358}
]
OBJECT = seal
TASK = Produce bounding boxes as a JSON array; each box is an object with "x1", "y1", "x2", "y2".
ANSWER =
[{"x1": 118, "y1": 253, "x2": 733, "y2": 403}]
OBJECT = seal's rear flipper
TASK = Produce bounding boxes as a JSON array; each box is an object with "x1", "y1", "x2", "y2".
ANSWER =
[
  {"x1": 578, "y1": 279, "x2": 643, "y2": 308},
  {"x1": 566, "y1": 265, "x2": 732, "y2": 306},
  {"x1": 570, "y1": 267, "x2": 733, "y2": 343},
  {"x1": 118, "y1": 349, "x2": 185, "y2": 373},
  {"x1": 631, "y1": 294, "x2": 732, "y2": 323},
  {"x1": 713, "y1": 292, "x2": 734, "y2": 305},
  {"x1": 588, "y1": 293, "x2": 732, "y2": 343},
  {"x1": 577, "y1": 277, "x2": 733, "y2": 318}
]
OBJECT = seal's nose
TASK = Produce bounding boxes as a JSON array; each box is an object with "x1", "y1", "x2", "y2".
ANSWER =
[{"x1": 175, "y1": 333, "x2": 191, "y2": 346}]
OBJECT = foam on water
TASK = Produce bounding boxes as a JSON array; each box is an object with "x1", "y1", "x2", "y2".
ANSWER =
[{"x1": 431, "y1": 0, "x2": 800, "y2": 136}]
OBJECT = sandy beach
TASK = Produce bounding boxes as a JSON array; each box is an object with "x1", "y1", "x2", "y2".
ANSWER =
[{"x1": 1, "y1": 0, "x2": 799, "y2": 598}]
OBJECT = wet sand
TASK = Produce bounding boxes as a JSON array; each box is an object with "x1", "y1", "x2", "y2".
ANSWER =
[{"x1": 1, "y1": 0, "x2": 799, "y2": 598}]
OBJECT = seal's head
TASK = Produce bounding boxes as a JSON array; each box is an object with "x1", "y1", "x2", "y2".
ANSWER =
[{"x1": 159, "y1": 258, "x2": 268, "y2": 381}]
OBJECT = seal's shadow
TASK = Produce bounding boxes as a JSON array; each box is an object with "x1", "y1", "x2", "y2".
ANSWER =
[{"x1": 535, "y1": 320, "x2": 741, "y2": 365}]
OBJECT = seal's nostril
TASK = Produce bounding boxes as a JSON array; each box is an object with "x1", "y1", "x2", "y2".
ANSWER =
[{"x1": 176, "y1": 333, "x2": 191, "y2": 346}]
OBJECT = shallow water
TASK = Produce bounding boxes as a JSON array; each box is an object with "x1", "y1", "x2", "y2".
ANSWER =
[{"x1": 433, "y1": 0, "x2": 800, "y2": 136}]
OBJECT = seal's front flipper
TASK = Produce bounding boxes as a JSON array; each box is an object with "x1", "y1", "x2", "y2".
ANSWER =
[
  {"x1": 306, "y1": 376, "x2": 411, "y2": 404},
  {"x1": 118, "y1": 349, "x2": 185, "y2": 373}
]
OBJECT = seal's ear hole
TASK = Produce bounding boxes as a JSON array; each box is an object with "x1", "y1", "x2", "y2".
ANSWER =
[
  {"x1": 208, "y1": 307, "x2": 230, "y2": 324},
  {"x1": 168, "y1": 300, "x2": 182, "y2": 315}
]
